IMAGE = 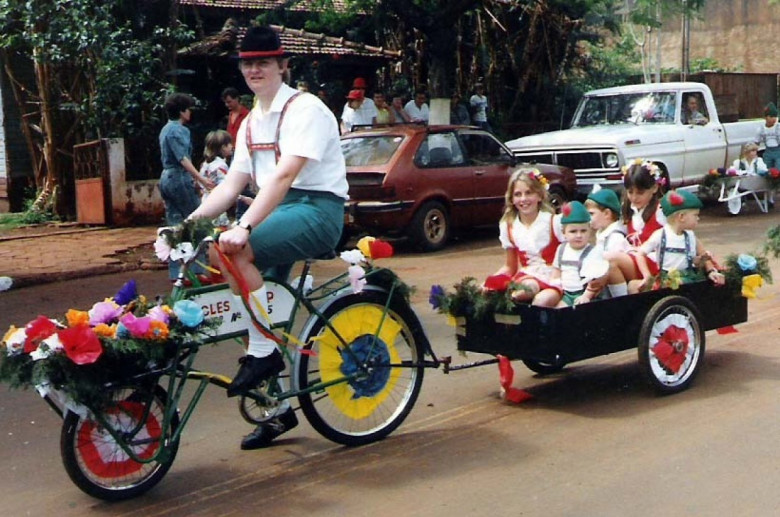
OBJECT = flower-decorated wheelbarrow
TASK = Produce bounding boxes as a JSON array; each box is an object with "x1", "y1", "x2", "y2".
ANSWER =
[{"x1": 444, "y1": 280, "x2": 749, "y2": 395}]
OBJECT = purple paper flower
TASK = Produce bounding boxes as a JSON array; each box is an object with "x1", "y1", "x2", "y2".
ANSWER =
[
  {"x1": 88, "y1": 300, "x2": 123, "y2": 326},
  {"x1": 429, "y1": 285, "x2": 445, "y2": 310},
  {"x1": 147, "y1": 305, "x2": 170, "y2": 325},
  {"x1": 114, "y1": 280, "x2": 138, "y2": 305},
  {"x1": 119, "y1": 312, "x2": 152, "y2": 338}
]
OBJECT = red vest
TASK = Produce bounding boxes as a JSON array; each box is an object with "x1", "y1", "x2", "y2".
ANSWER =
[
  {"x1": 627, "y1": 207, "x2": 663, "y2": 245},
  {"x1": 505, "y1": 216, "x2": 560, "y2": 267}
]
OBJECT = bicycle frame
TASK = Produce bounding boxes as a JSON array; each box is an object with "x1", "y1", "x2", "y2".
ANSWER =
[{"x1": 75, "y1": 247, "x2": 432, "y2": 465}]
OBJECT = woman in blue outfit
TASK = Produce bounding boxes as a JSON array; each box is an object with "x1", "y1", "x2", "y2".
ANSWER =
[
  {"x1": 158, "y1": 93, "x2": 215, "y2": 279},
  {"x1": 188, "y1": 26, "x2": 348, "y2": 450}
]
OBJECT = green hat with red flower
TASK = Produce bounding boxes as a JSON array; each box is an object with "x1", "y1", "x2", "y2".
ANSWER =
[
  {"x1": 661, "y1": 189, "x2": 702, "y2": 217},
  {"x1": 560, "y1": 201, "x2": 590, "y2": 224},
  {"x1": 587, "y1": 186, "x2": 621, "y2": 215}
]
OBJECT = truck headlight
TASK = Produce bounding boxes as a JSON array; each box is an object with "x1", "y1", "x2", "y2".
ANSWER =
[{"x1": 604, "y1": 153, "x2": 619, "y2": 168}]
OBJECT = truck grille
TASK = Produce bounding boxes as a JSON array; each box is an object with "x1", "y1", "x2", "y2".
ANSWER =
[{"x1": 556, "y1": 152, "x2": 604, "y2": 170}]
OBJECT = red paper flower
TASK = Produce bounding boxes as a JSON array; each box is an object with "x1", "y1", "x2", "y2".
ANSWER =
[
  {"x1": 369, "y1": 239, "x2": 394, "y2": 259},
  {"x1": 24, "y1": 316, "x2": 58, "y2": 354},
  {"x1": 58, "y1": 324, "x2": 103, "y2": 365},
  {"x1": 770, "y1": 168, "x2": 780, "y2": 179},
  {"x1": 484, "y1": 274, "x2": 512, "y2": 291},
  {"x1": 668, "y1": 192, "x2": 684, "y2": 206},
  {"x1": 561, "y1": 203, "x2": 572, "y2": 217},
  {"x1": 652, "y1": 324, "x2": 689, "y2": 374}
]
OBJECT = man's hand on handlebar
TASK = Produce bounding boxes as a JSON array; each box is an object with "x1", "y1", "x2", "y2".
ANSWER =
[{"x1": 216, "y1": 225, "x2": 250, "y2": 254}]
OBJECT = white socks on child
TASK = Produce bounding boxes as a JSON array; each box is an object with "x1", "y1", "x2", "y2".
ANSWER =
[
  {"x1": 239, "y1": 286, "x2": 276, "y2": 358},
  {"x1": 608, "y1": 283, "x2": 628, "y2": 297}
]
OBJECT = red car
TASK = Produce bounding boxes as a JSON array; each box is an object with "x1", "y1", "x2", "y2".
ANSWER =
[{"x1": 341, "y1": 125, "x2": 577, "y2": 251}]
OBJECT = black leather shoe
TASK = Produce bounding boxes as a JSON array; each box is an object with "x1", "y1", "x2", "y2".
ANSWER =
[
  {"x1": 240, "y1": 407, "x2": 299, "y2": 450},
  {"x1": 226, "y1": 349, "x2": 284, "y2": 398}
]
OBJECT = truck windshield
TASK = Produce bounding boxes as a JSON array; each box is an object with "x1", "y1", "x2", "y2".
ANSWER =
[{"x1": 573, "y1": 92, "x2": 678, "y2": 127}]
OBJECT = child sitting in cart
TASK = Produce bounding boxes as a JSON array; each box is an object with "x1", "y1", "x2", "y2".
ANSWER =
[
  {"x1": 551, "y1": 201, "x2": 609, "y2": 306},
  {"x1": 485, "y1": 168, "x2": 564, "y2": 307},
  {"x1": 585, "y1": 186, "x2": 631, "y2": 298},
  {"x1": 725, "y1": 142, "x2": 769, "y2": 215},
  {"x1": 621, "y1": 160, "x2": 666, "y2": 292},
  {"x1": 633, "y1": 189, "x2": 725, "y2": 289}
]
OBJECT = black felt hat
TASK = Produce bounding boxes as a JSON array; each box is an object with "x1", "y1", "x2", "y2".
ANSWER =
[{"x1": 239, "y1": 26, "x2": 290, "y2": 59}]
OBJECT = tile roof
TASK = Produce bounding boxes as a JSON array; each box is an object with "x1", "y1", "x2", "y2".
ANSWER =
[
  {"x1": 181, "y1": 23, "x2": 401, "y2": 60},
  {"x1": 179, "y1": 0, "x2": 347, "y2": 11}
]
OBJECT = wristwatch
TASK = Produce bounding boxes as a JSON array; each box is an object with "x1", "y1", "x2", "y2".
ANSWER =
[{"x1": 237, "y1": 220, "x2": 252, "y2": 233}]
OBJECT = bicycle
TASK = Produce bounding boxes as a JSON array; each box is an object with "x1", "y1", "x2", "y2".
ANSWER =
[{"x1": 47, "y1": 234, "x2": 437, "y2": 501}]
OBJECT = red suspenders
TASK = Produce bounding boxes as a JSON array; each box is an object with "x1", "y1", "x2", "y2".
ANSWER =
[{"x1": 244, "y1": 91, "x2": 302, "y2": 182}]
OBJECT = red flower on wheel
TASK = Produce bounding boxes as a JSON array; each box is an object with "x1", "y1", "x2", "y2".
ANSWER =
[{"x1": 652, "y1": 324, "x2": 689, "y2": 374}]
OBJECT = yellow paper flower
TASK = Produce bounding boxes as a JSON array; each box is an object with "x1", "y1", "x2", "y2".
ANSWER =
[
  {"x1": 357, "y1": 236, "x2": 376, "y2": 258},
  {"x1": 66, "y1": 309, "x2": 90, "y2": 327},
  {"x1": 741, "y1": 274, "x2": 763, "y2": 299},
  {"x1": 93, "y1": 323, "x2": 117, "y2": 338}
]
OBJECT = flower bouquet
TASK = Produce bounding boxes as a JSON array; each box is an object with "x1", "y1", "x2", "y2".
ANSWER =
[{"x1": 0, "y1": 280, "x2": 213, "y2": 413}]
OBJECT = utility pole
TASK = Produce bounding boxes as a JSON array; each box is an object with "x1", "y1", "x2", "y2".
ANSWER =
[{"x1": 681, "y1": 0, "x2": 690, "y2": 80}]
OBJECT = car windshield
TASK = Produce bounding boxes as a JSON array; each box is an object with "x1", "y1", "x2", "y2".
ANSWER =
[
  {"x1": 572, "y1": 92, "x2": 678, "y2": 127},
  {"x1": 341, "y1": 135, "x2": 404, "y2": 166}
]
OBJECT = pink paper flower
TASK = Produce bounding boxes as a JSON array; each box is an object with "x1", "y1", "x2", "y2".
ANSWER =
[
  {"x1": 119, "y1": 313, "x2": 152, "y2": 338},
  {"x1": 88, "y1": 300, "x2": 123, "y2": 326},
  {"x1": 147, "y1": 305, "x2": 170, "y2": 325}
]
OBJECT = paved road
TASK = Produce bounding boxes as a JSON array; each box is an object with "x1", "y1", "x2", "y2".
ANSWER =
[{"x1": 0, "y1": 206, "x2": 779, "y2": 516}]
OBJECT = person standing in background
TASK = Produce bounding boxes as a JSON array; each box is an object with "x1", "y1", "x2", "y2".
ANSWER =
[
  {"x1": 470, "y1": 83, "x2": 491, "y2": 132},
  {"x1": 404, "y1": 89, "x2": 429, "y2": 123},
  {"x1": 450, "y1": 92, "x2": 471, "y2": 126},
  {"x1": 222, "y1": 87, "x2": 250, "y2": 144},
  {"x1": 755, "y1": 102, "x2": 780, "y2": 208}
]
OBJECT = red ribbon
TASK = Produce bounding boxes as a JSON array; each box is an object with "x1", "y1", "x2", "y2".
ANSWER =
[{"x1": 497, "y1": 355, "x2": 533, "y2": 404}]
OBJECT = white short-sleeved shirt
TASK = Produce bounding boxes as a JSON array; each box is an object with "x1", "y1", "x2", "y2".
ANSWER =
[
  {"x1": 404, "y1": 100, "x2": 430, "y2": 122},
  {"x1": 755, "y1": 123, "x2": 780, "y2": 149},
  {"x1": 552, "y1": 244, "x2": 605, "y2": 292},
  {"x1": 639, "y1": 225, "x2": 697, "y2": 272},
  {"x1": 731, "y1": 157, "x2": 768, "y2": 176},
  {"x1": 499, "y1": 211, "x2": 564, "y2": 264},
  {"x1": 200, "y1": 156, "x2": 228, "y2": 185},
  {"x1": 341, "y1": 99, "x2": 377, "y2": 132},
  {"x1": 231, "y1": 83, "x2": 348, "y2": 199},
  {"x1": 596, "y1": 221, "x2": 630, "y2": 253},
  {"x1": 469, "y1": 94, "x2": 488, "y2": 123}
]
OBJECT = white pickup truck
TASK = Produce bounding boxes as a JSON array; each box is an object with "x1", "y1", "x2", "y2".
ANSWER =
[{"x1": 505, "y1": 82, "x2": 763, "y2": 195}]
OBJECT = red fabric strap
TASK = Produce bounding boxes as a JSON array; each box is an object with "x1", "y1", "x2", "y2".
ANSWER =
[{"x1": 239, "y1": 49, "x2": 286, "y2": 58}]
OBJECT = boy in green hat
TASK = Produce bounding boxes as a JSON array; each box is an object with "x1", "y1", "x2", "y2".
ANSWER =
[
  {"x1": 633, "y1": 190, "x2": 725, "y2": 289},
  {"x1": 755, "y1": 102, "x2": 779, "y2": 207},
  {"x1": 585, "y1": 186, "x2": 631, "y2": 297},
  {"x1": 552, "y1": 201, "x2": 610, "y2": 306}
]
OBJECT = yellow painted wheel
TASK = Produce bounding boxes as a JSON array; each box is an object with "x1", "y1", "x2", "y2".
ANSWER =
[{"x1": 297, "y1": 291, "x2": 424, "y2": 446}]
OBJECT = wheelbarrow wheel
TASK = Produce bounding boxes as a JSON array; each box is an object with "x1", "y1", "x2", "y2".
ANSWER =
[
  {"x1": 637, "y1": 296, "x2": 705, "y2": 395},
  {"x1": 60, "y1": 385, "x2": 179, "y2": 501}
]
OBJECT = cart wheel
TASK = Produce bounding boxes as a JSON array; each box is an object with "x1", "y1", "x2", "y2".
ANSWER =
[
  {"x1": 297, "y1": 290, "x2": 425, "y2": 446},
  {"x1": 522, "y1": 357, "x2": 565, "y2": 375},
  {"x1": 238, "y1": 381, "x2": 285, "y2": 425},
  {"x1": 60, "y1": 385, "x2": 179, "y2": 501},
  {"x1": 637, "y1": 296, "x2": 705, "y2": 395}
]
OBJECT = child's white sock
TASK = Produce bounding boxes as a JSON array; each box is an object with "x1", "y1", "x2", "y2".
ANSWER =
[
  {"x1": 608, "y1": 283, "x2": 628, "y2": 297},
  {"x1": 245, "y1": 285, "x2": 275, "y2": 358}
]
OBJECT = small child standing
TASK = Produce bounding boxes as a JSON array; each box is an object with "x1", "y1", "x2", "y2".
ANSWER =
[
  {"x1": 199, "y1": 129, "x2": 233, "y2": 227},
  {"x1": 635, "y1": 189, "x2": 725, "y2": 288},
  {"x1": 551, "y1": 201, "x2": 609, "y2": 307},
  {"x1": 585, "y1": 187, "x2": 631, "y2": 297}
]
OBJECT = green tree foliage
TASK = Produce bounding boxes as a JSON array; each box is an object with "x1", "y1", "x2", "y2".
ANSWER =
[{"x1": 0, "y1": 0, "x2": 192, "y2": 214}]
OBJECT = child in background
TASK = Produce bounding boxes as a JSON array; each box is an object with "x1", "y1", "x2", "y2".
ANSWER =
[
  {"x1": 199, "y1": 129, "x2": 233, "y2": 227},
  {"x1": 485, "y1": 168, "x2": 564, "y2": 307},
  {"x1": 727, "y1": 142, "x2": 768, "y2": 215},
  {"x1": 551, "y1": 201, "x2": 609, "y2": 307},
  {"x1": 372, "y1": 92, "x2": 395, "y2": 125},
  {"x1": 621, "y1": 160, "x2": 666, "y2": 292},
  {"x1": 634, "y1": 189, "x2": 725, "y2": 288},
  {"x1": 585, "y1": 186, "x2": 631, "y2": 298}
]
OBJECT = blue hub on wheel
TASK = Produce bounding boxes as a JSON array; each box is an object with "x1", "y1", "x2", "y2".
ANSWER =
[{"x1": 340, "y1": 335, "x2": 391, "y2": 398}]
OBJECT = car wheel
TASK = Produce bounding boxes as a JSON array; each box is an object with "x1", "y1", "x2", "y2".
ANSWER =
[
  {"x1": 409, "y1": 201, "x2": 450, "y2": 252},
  {"x1": 547, "y1": 185, "x2": 568, "y2": 213}
]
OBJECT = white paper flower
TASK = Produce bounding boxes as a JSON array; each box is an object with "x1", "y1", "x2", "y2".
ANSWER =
[
  {"x1": 340, "y1": 249, "x2": 365, "y2": 265},
  {"x1": 169, "y1": 242, "x2": 195, "y2": 262},
  {"x1": 30, "y1": 334, "x2": 63, "y2": 361},
  {"x1": 348, "y1": 264, "x2": 367, "y2": 293},
  {"x1": 153, "y1": 236, "x2": 172, "y2": 261}
]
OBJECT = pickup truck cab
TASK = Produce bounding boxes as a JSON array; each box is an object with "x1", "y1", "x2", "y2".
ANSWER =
[{"x1": 505, "y1": 82, "x2": 763, "y2": 194}]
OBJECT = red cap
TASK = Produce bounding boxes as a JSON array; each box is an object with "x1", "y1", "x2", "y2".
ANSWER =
[
  {"x1": 346, "y1": 89, "x2": 364, "y2": 100},
  {"x1": 352, "y1": 77, "x2": 367, "y2": 88}
]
